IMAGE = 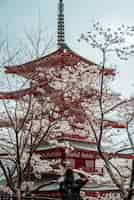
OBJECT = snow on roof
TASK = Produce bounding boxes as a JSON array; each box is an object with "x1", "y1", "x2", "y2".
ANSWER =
[
  {"x1": 35, "y1": 181, "x2": 133, "y2": 192},
  {"x1": 35, "y1": 139, "x2": 134, "y2": 160},
  {"x1": 36, "y1": 140, "x2": 97, "y2": 152}
]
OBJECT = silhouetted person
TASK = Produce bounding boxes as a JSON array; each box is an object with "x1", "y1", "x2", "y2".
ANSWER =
[{"x1": 59, "y1": 168, "x2": 88, "y2": 200}]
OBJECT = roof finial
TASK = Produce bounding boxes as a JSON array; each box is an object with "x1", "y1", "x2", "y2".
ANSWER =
[{"x1": 57, "y1": 0, "x2": 65, "y2": 48}]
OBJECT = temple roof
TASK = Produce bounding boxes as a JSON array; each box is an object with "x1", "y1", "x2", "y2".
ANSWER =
[
  {"x1": 5, "y1": 46, "x2": 116, "y2": 79},
  {"x1": 35, "y1": 140, "x2": 134, "y2": 160},
  {"x1": 103, "y1": 119, "x2": 127, "y2": 129},
  {"x1": 34, "y1": 181, "x2": 134, "y2": 194},
  {"x1": 0, "y1": 114, "x2": 127, "y2": 129},
  {"x1": 4, "y1": 0, "x2": 116, "y2": 79},
  {"x1": 0, "y1": 87, "x2": 35, "y2": 100}
]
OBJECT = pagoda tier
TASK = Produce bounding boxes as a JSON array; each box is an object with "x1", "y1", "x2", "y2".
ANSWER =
[
  {"x1": 0, "y1": 134, "x2": 131, "y2": 174},
  {"x1": 5, "y1": 47, "x2": 116, "y2": 80},
  {"x1": 0, "y1": 133, "x2": 131, "y2": 199},
  {"x1": 0, "y1": 87, "x2": 127, "y2": 129},
  {"x1": 35, "y1": 141, "x2": 134, "y2": 164},
  {"x1": 0, "y1": 86, "x2": 117, "y2": 100},
  {"x1": 0, "y1": 134, "x2": 132, "y2": 162},
  {"x1": 30, "y1": 134, "x2": 134, "y2": 199},
  {"x1": 0, "y1": 116, "x2": 127, "y2": 129}
]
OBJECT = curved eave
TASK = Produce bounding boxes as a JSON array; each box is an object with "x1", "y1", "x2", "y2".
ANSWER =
[
  {"x1": 33, "y1": 182, "x2": 134, "y2": 193},
  {"x1": 103, "y1": 120, "x2": 127, "y2": 129},
  {"x1": 115, "y1": 147, "x2": 134, "y2": 158},
  {"x1": 99, "y1": 68, "x2": 116, "y2": 76},
  {"x1": 5, "y1": 48, "x2": 60, "y2": 74},
  {"x1": 0, "y1": 87, "x2": 37, "y2": 100},
  {"x1": 57, "y1": 134, "x2": 96, "y2": 144},
  {"x1": 0, "y1": 118, "x2": 127, "y2": 129},
  {"x1": 35, "y1": 142, "x2": 134, "y2": 160},
  {"x1": 0, "y1": 86, "x2": 116, "y2": 101},
  {"x1": 5, "y1": 46, "x2": 116, "y2": 78}
]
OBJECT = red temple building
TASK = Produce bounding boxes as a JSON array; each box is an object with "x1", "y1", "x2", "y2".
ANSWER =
[{"x1": 0, "y1": 0, "x2": 133, "y2": 198}]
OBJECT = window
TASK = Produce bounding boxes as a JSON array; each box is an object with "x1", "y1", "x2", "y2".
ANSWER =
[{"x1": 85, "y1": 160, "x2": 94, "y2": 172}]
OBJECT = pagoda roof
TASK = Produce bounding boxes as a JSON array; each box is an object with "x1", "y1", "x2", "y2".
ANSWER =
[
  {"x1": 35, "y1": 140, "x2": 97, "y2": 153},
  {"x1": 0, "y1": 87, "x2": 36, "y2": 100},
  {"x1": 0, "y1": 111, "x2": 127, "y2": 130},
  {"x1": 5, "y1": 46, "x2": 116, "y2": 79},
  {"x1": 34, "y1": 181, "x2": 134, "y2": 194},
  {"x1": 35, "y1": 139, "x2": 134, "y2": 159},
  {"x1": 0, "y1": 114, "x2": 127, "y2": 130},
  {"x1": 0, "y1": 85, "x2": 115, "y2": 100},
  {"x1": 103, "y1": 119, "x2": 127, "y2": 129}
]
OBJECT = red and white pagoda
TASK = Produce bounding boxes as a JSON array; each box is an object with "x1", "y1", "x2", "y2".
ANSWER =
[{"x1": 0, "y1": 0, "x2": 132, "y2": 198}]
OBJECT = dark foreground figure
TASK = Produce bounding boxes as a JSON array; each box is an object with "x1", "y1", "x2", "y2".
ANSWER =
[{"x1": 59, "y1": 168, "x2": 88, "y2": 200}]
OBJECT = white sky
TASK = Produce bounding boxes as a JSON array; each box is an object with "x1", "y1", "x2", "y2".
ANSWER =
[{"x1": 0, "y1": 0, "x2": 134, "y2": 97}]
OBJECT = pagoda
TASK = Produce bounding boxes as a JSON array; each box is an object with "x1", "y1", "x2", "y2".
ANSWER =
[{"x1": 0, "y1": 0, "x2": 132, "y2": 198}]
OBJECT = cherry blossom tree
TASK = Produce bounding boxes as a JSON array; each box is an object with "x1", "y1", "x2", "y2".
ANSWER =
[
  {"x1": 1, "y1": 21, "x2": 134, "y2": 200},
  {"x1": 0, "y1": 25, "x2": 57, "y2": 199},
  {"x1": 79, "y1": 22, "x2": 134, "y2": 200}
]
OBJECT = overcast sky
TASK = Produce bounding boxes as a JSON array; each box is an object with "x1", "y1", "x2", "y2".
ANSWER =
[{"x1": 0, "y1": 0, "x2": 134, "y2": 97}]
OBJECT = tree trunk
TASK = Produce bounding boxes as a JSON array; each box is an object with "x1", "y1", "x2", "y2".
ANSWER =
[{"x1": 16, "y1": 188, "x2": 22, "y2": 200}]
